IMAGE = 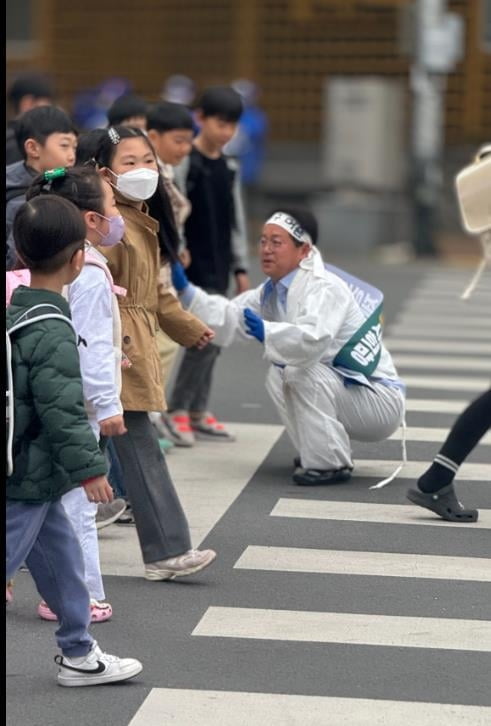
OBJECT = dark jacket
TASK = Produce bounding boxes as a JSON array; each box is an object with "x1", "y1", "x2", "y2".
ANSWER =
[
  {"x1": 6, "y1": 161, "x2": 37, "y2": 269},
  {"x1": 6, "y1": 287, "x2": 107, "y2": 502},
  {"x1": 175, "y1": 148, "x2": 249, "y2": 293},
  {"x1": 6, "y1": 120, "x2": 23, "y2": 166}
]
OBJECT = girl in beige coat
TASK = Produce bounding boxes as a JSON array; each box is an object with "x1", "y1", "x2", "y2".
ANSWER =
[{"x1": 95, "y1": 125, "x2": 217, "y2": 581}]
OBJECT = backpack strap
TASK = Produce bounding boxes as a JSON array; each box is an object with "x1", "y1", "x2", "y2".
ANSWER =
[{"x1": 85, "y1": 249, "x2": 127, "y2": 297}]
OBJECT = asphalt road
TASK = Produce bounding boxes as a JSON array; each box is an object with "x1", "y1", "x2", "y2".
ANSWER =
[{"x1": 6, "y1": 252, "x2": 491, "y2": 726}]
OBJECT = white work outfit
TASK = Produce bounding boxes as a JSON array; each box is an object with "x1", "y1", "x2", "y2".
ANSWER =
[
  {"x1": 61, "y1": 248, "x2": 123, "y2": 601},
  {"x1": 186, "y1": 247, "x2": 405, "y2": 471}
]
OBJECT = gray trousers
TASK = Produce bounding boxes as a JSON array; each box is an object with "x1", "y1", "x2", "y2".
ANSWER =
[
  {"x1": 6, "y1": 499, "x2": 93, "y2": 657},
  {"x1": 169, "y1": 342, "x2": 221, "y2": 414},
  {"x1": 111, "y1": 411, "x2": 191, "y2": 563}
]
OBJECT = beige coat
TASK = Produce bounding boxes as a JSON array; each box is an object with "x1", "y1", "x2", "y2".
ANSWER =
[{"x1": 99, "y1": 195, "x2": 207, "y2": 412}]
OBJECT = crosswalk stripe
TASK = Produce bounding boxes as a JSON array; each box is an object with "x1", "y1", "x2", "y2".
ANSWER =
[
  {"x1": 355, "y1": 459, "x2": 490, "y2": 480},
  {"x1": 402, "y1": 304, "x2": 491, "y2": 316},
  {"x1": 390, "y1": 426, "x2": 491, "y2": 444},
  {"x1": 384, "y1": 339, "x2": 491, "y2": 354},
  {"x1": 387, "y1": 326, "x2": 489, "y2": 339},
  {"x1": 235, "y1": 546, "x2": 491, "y2": 581},
  {"x1": 394, "y1": 354, "x2": 491, "y2": 372},
  {"x1": 128, "y1": 689, "x2": 491, "y2": 726},
  {"x1": 402, "y1": 374, "x2": 489, "y2": 392},
  {"x1": 192, "y1": 606, "x2": 491, "y2": 652},
  {"x1": 270, "y1": 499, "x2": 491, "y2": 529},
  {"x1": 405, "y1": 398, "x2": 469, "y2": 413},
  {"x1": 394, "y1": 314, "x2": 490, "y2": 328}
]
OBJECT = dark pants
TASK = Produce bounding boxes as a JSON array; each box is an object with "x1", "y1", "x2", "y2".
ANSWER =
[
  {"x1": 6, "y1": 499, "x2": 93, "y2": 657},
  {"x1": 110, "y1": 411, "x2": 191, "y2": 563},
  {"x1": 169, "y1": 342, "x2": 221, "y2": 414}
]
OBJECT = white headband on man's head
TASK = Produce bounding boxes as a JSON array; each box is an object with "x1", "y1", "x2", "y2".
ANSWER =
[{"x1": 265, "y1": 212, "x2": 313, "y2": 246}]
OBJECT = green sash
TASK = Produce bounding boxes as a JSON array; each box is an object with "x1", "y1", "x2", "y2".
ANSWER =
[{"x1": 333, "y1": 302, "x2": 384, "y2": 376}]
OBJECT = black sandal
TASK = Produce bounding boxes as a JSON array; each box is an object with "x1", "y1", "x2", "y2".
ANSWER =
[
  {"x1": 406, "y1": 484, "x2": 478, "y2": 522},
  {"x1": 293, "y1": 467, "x2": 352, "y2": 486}
]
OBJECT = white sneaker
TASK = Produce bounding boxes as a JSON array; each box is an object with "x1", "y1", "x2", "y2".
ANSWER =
[
  {"x1": 145, "y1": 548, "x2": 217, "y2": 581},
  {"x1": 55, "y1": 641, "x2": 142, "y2": 687}
]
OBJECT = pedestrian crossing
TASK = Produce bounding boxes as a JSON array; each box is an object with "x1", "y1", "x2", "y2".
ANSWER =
[{"x1": 123, "y1": 268, "x2": 491, "y2": 724}]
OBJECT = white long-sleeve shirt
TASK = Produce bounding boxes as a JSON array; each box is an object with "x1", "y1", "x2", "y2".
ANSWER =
[
  {"x1": 68, "y1": 250, "x2": 123, "y2": 424},
  {"x1": 182, "y1": 247, "x2": 403, "y2": 390}
]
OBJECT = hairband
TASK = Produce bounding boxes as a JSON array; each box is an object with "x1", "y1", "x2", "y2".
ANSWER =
[
  {"x1": 108, "y1": 127, "x2": 120, "y2": 145},
  {"x1": 265, "y1": 211, "x2": 313, "y2": 246},
  {"x1": 43, "y1": 167, "x2": 66, "y2": 182}
]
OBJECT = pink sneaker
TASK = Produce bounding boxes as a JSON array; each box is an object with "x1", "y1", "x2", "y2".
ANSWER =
[
  {"x1": 6, "y1": 581, "x2": 14, "y2": 604},
  {"x1": 37, "y1": 599, "x2": 113, "y2": 623}
]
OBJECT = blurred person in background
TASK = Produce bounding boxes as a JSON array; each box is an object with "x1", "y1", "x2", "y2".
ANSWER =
[
  {"x1": 225, "y1": 79, "x2": 268, "y2": 206},
  {"x1": 6, "y1": 72, "x2": 55, "y2": 165},
  {"x1": 72, "y1": 77, "x2": 132, "y2": 131},
  {"x1": 107, "y1": 94, "x2": 148, "y2": 131},
  {"x1": 168, "y1": 86, "x2": 250, "y2": 445},
  {"x1": 146, "y1": 100, "x2": 196, "y2": 447},
  {"x1": 6, "y1": 106, "x2": 78, "y2": 269}
]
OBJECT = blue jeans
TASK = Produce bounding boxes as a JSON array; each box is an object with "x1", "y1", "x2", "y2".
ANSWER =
[
  {"x1": 6, "y1": 499, "x2": 93, "y2": 657},
  {"x1": 106, "y1": 437, "x2": 127, "y2": 499}
]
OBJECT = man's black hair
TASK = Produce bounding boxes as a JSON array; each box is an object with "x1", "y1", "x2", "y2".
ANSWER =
[
  {"x1": 107, "y1": 94, "x2": 148, "y2": 126},
  {"x1": 15, "y1": 106, "x2": 78, "y2": 160},
  {"x1": 196, "y1": 86, "x2": 243, "y2": 122},
  {"x1": 7, "y1": 72, "x2": 54, "y2": 114},
  {"x1": 147, "y1": 101, "x2": 194, "y2": 132},
  {"x1": 269, "y1": 207, "x2": 319, "y2": 246}
]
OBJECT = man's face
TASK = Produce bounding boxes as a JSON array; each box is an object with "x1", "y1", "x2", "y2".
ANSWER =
[
  {"x1": 198, "y1": 114, "x2": 238, "y2": 150},
  {"x1": 29, "y1": 132, "x2": 77, "y2": 171},
  {"x1": 147, "y1": 128, "x2": 193, "y2": 166},
  {"x1": 259, "y1": 224, "x2": 310, "y2": 282}
]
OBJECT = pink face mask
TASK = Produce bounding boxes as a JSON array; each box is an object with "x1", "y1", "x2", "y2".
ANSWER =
[{"x1": 95, "y1": 213, "x2": 125, "y2": 247}]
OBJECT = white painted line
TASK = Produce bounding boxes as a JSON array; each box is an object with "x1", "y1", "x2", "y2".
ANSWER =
[
  {"x1": 403, "y1": 304, "x2": 491, "y2": 316},
  {"x1": 405, "y1": 398, "x2": 469, "y2": 413},
  {"x1": 192, "y1": 606, "x2": 491, "y2": 652},
  {"x1": 395, "y1": 314, "x2": 490, "y2": 328},
  {"x1": 384, "y1": 339, "x2": 491, "y2": 354},
  {"x1": 270, "y1": 499, "x2": 491, "y2": 530},
  {"x1": 355, "y1": 459, "x2": 490, "y2": 481},
  {"x1": 402, "y1": 374, "x2": 489, "y2": 392},
  {"x1": 235, "y1": 546, "x2": 491, "y2": 582},
  {"x1": 98, "y1": 423, "x2": 284, "y2": 576},
  {"x1": 394, "y1": 355, "x2": 491, "y2": 372},
  {"x1": 128, "y1": 689, "x2": 491, "y2": 726},
  {"x1": 387, "y1": 326, "x2": 490, "y2": 340},
  {"x1": 390, "y1": 426, "x2": 491, "y2": 444}
]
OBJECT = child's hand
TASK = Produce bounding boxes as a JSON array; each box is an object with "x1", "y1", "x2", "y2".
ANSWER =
[
  {"x1": 195, "y1": 328, "x2": 215, "y2": 350},
  {"x1": 99, "y1": 414, "x2": 127, "y2": 437},
  {"x1": 83, "y1": 476, "x2": 114, "y2": 504},
  {"x1": 179, "y1": 248, "x2": 191, "y2": 269},
  {"x1": 235, "y1": 272, "x2": 251, "y2": 295}
]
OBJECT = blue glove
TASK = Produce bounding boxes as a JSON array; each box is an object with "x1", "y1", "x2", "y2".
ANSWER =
[
  {"x1": 244, "y1": 307, "x2": 265, "y2": 343},
  {"x1": 171, "y1": 261, "x2": 189, "y2": 292}
]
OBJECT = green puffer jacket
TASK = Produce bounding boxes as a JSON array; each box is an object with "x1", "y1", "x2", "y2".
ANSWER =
[{"x1": 6, "y1": 286, "x2": 107, "y2": 502}]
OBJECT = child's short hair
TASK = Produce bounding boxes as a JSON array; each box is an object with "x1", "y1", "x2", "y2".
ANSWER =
[
  {"x1": 196, "y1": 86, "x2": 243, "y2": 122},
  {"x1": 107, "y1": 94, "x2": 148, "y2": 126},
  {"x1": 15, "y1": 106, "x2": 78, "y2": 161},
  {"x1": 14, "y1": 196, "x2": 86, "y2": 273},
  {"x1": 146, "y1": 101, "x2": 194, "y2": 133},
  {"x1": 26, "y1": 166, "x2": 105, "y2": 215},
  {"x1": 8, "y1": 72, "x2": 54, "y2": 114},
  {"x1": 269, "y1": 206, "x2": 319, "y2": 246},
  {"x1": 94, "y1": 125, "x2": 156, "y2": 169},
  {"x1": 76, "y1": 129, "x2": 107, "y2": 166}
]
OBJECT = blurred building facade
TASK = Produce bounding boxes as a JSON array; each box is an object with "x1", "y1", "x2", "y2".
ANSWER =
[{"x1": 6, "y1": 0, "x2": 490, "y2": 144}]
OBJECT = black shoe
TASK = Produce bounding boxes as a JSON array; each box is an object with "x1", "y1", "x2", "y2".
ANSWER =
[
  {"x1": 406, "y1": 484, "x2": 478, "y2": 522},
  {"x1": 293, "y1": 467, "x2": 352, "y2": 486},
  {"x1": 293, "y1": 456, "x2": 301, "y2": 469}
]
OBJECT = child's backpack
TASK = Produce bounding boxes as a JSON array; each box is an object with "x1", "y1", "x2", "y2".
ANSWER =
[{"x1": 6, "y1": 304, "x2": 75, "y2": 476}]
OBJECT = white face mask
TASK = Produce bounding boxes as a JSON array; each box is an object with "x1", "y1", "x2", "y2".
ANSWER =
[{"x1": 113, "y1": 168, "x2": 159, "y2": 201}]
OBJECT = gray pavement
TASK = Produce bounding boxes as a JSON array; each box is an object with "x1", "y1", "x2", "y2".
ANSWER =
[{"x1": 6, "y1": 253, "x2": 491, "y2": 726}]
